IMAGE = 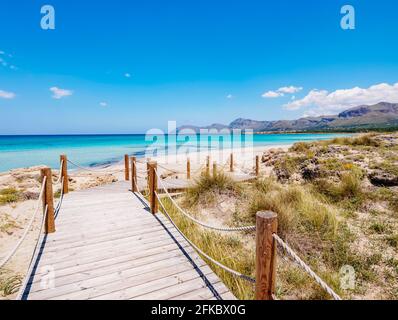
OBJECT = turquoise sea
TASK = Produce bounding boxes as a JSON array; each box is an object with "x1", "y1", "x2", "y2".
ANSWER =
[{"x1": 0, "y1": 133, "x2": 350, "y2": 172}]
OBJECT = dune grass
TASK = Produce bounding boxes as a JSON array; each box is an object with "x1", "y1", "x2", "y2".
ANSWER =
[
  {"x1": 0, "y1": 270, "x2": 22, "y2": 296},
  {"x1": 184, "y1": 171, "x2": 241, "y2": 206},
  {"x1": 158, "y1": 196, "x2": 255, "y2": 300},
  {"x1": 246, "y1": 177, "x2": 339, "y2": 239},
  {"x1": 173, "y1": 172, "x2": 346, "y2": 299}
]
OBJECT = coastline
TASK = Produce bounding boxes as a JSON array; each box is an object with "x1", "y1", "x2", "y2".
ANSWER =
[{"x1": 0, "y1": 132, "x2": 351, "y2": 173}]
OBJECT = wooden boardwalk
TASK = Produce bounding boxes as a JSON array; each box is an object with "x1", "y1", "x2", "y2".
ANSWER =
[{"x1": 21, "y1": 181, "x2": 235, "y2": 300}]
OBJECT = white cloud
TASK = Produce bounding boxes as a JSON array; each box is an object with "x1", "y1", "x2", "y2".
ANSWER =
[
  {"x1": 0, "y1": 90, "x2": 16, "y2": 99},
  {"x1": 99, "y1": 102, "x2": 107, "y2": 107},
  {"x1": 278, "y1": 86, "x2": 303, "y2": 94},
  {"x1": 262, "y1": 91, "x2": 283, "y2": 98},
  {"x1": 262, "y1": 85, "x2": 303, "y2": 98},
  {"x1": 284, "y1": 82, "x2": 398, "y2": 116},
  {"x1": 124, "y1": 73, "x2": 131, "y2": 78},
  {"x1": 50, "y1": 87, "x2": 73, "y2": 99}
]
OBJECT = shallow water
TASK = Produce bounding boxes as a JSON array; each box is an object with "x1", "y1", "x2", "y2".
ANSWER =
[{"x1": 0, "y1": 133, "x2": 350, "y2": 172}]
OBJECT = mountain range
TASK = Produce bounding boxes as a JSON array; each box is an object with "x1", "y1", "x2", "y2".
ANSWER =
[{"x1": 179, "y1": 102, "x2": 398, "y2": 133}]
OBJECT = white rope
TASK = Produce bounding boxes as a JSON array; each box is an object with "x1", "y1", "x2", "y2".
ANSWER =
[
  {"x1": 54, "y1": 177, "x2": 64, "y2": 219},
  {"x1": 0, "y1": 177, "x2": 47, "y2": 270},
  {"x1": 155, "y1": 169, "x2": 256, "y2": 232},
  {"x1": 133, "y1": 175, "x2": 150, "y2": 199},
  {"x1": 157, "y1": 163, "x2": 185, "y2": 175},
  {"x1": 15, "y1": 205, "x2": 48, "y2": 300},
  {"x1": 272, "y1": 233, "x2": 342, "y2": 301},
  {"x1": 66, "y1": 159, "x2": 123, "y2": 174},
  {"x1": 155, "y1": 191, "x2": 255, "y2": 283},
  {"x1": 53, "y1": 160, "x2": 64, "y2": 184}
]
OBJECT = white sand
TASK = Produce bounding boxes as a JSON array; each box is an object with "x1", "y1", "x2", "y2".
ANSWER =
[{"x1": 95, "y1": 145, "x2": 290, "y2": 180}]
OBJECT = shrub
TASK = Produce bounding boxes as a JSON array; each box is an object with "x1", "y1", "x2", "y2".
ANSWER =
[
  {"x1": 369, "y1": 222, "x2": 389, "y2": 234},
  {"x1": 324, "y1": 134, "x2": 380, "y2": 147},
  {"x1": 289, "y1": 142, "x2": 311, "y2": 153},
  {"x1": 184, "y1": 171, "x2": 241, "y2": 206},
  {"x1": 313, "y1": 170, "x2": 363, "y2": 206},
  {"x1": 248, "y1": 178, "x2": 338, "y2": 239},
  {"x1": 0, "y1": 188, "x2": 20, "y2": 205}
]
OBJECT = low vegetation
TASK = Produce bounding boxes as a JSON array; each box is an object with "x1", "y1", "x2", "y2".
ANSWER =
[
  {"x1": 160, "y1": 133, "x2": 398, "y2": 300},
  {"x1": 0, "y1": 188, "x2": 21, "y2": 205},
  {"x1": 159, "y1": 195, "x2": 255, "y2": 299},
  {"x1": 0, "y1": 269, "x2": 22, "y2": 297},
  {"x1": 184, "y1": 172, "x2": 241, "y2": 207}
]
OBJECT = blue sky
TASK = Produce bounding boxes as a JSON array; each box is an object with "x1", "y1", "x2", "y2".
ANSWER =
[{"x1": 1, "y1": 0, "x2": 398, "y2": 134}]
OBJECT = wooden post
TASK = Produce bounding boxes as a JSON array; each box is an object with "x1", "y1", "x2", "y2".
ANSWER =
[
  {"x1": 255, "y1": 155, "x2": 260, "y2": 177},
  {"x1": 230, "y1": 153, "x2": 234, "y2": 172},
  {"x1": 187, "y1": 158, "x2": 191, "y2": 180},
  {"x1": 131, "y1": 157, "x2": 138, "y2": 192},
  {"x1": 255, "y1": 211, "x2": 278, "y2": 300},
  {"x1": 206, "y1": 156, "x2": 210, "y2": 176},
  {"x1": 60, "y1": 155, "x2": 68, "y2": 194},
  {"x1": 40, "y1": 168, "x2": 55, "y2": 234},
  {"x1": 148, "y1": 161, "x2": 158, "y2": 214},
  {"x1": 213, "y1": 162, "x2": 217, "y2": 178},
  {"x1": 124, "y1": 154, "x2": 130, "y2": 181}
]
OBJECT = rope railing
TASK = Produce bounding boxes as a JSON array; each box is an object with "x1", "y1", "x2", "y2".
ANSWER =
[
  {"x1": 0, "y1": 177, "x2": 47, "y2": 270},
  {"x1": 53, "y1": 160, "x2": 64, "y2": 184},
  {"x1": 54, "y1": 176, "x2": 65, "y2": 220},
  {"x1": 272, "y1": 233, "x2": 342, "y2": 301},
  {"x1": 66, "y1": 159, "x2": 123, "y2": 174},
  {"x1": 154, "y1": 168, "x2": 256, "y2": 232},
  {"x1": 144, "y1": 162, "x2": 340, "y2": 300},
  {"x1": 15, "y1": 204, "x2": 48, "y2": 300},
  {"x1": 133, "y1": 175, "x2": 150, "y2": 200},
  {"x1": 155, "y1": 191, "x2": 255, "y2": 284},
  {"x1": 157, "y1": 163, "x2": 185, "y2": 175}
]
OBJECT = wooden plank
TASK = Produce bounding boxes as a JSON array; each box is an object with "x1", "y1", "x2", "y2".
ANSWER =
[
  {"x1": 31, "y1": 234, "x2": 191, "y2": 278},
  {"x1": 28, "y1": 249, "x2": 201, "y2": 298},
  {"x1": 37, "y1": 229, "x2": 187, "y2": 264},
  {"x1": 134, "y1": 274, "x2": 221, "y2": 300},
  {"x1": 172, "y1": 282, "x2": 227, "y2": 300},
  {"x1": 29, "y1": 246, "x2": 196, "y2": 289},
  {"x1": 43, "y1": 219, "x2": 175, "y2": 248},
  {"x1": 32, "y1": 259, "x2": 208, "y2": 300},
  {"x1": 92, "y1": 267, "x2": 215, "y2": 300}
]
